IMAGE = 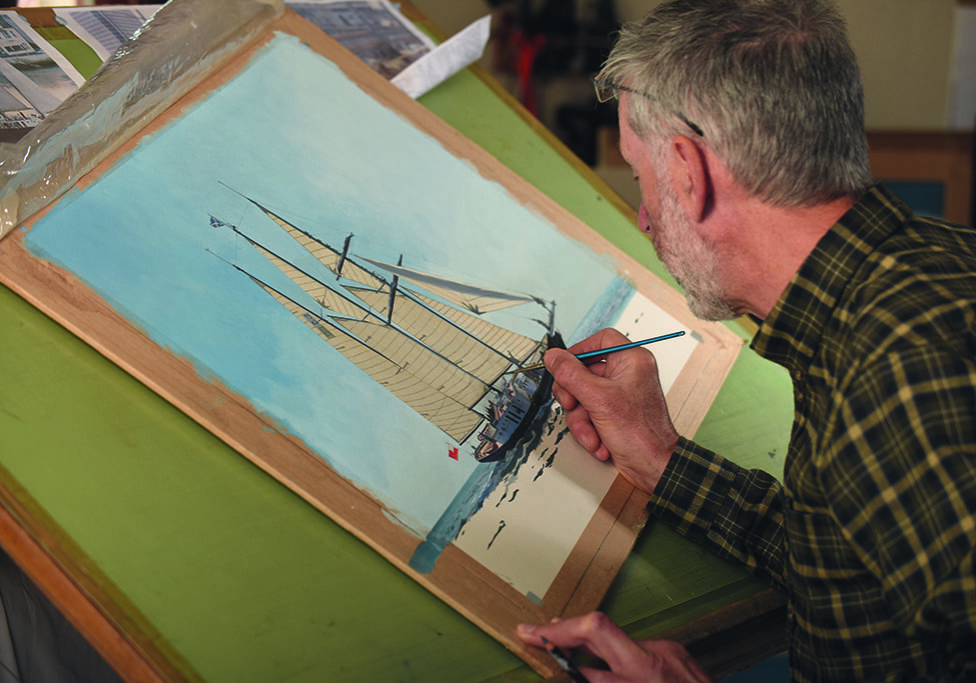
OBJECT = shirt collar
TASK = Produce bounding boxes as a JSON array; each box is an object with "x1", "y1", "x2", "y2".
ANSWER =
[{"x1": 750, "y1": 183, "x2": 911, "y2": 373}]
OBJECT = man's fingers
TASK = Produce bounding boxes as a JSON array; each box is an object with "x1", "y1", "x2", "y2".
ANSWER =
[
  {"x1": 551, "y1": 380, "x2": 578, "y2": 412},
  {"x1": 563, "y1": 404, "x2": 605, "y2": 457},
  {"x1": 518, "y1": 612, "x2": 642, "y2": 666}
]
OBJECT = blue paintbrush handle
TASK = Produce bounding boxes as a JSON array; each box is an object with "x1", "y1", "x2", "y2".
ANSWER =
[
  {"x1": 507, "y1": 330, "x2": 686, "y2": 374},
  {"x1": 573, "y1": 330, "x2": 686, "y2": 362}
]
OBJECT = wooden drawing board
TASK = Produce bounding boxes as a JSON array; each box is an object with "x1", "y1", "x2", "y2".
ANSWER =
[{"x1": 0, "y1": 11, "x2": 742, "y2": 676}]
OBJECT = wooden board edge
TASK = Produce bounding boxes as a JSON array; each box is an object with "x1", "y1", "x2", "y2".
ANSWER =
[{"x1": 0, "y1": 465, "x2": 202, "y2": 683}]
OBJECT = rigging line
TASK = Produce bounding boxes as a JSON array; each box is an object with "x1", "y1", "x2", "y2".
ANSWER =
[
  {"x1": 386, "y1": 284, "x2": 528, "y2": 365},
  {"x1": 244, "y1": 272, "x2": 485, "y2": 441},
  {"x1": 217, "y1": 181, "x2": 314, "y2": 227},
  {"x1": 243, "y1": 269, "x2": 400, "y2": 369},
  {"x1": 217, "y1": 188, "x2": 547, "y2": 364},
  {"x1": 239, "y1": 191, "x2": 380, "y2": 282},
  {"x1": 245, "y1": 198, "x2": 535, "y2": 364},
  {"x1": 212, "y1": 219, "x2": 381, "y2": 323},
  {"x1": 213, "y1": 228, "x2": 493, "y2": 389},
  {"x1": 217, "y1": 182, "x2": 356, "y2": 277}
]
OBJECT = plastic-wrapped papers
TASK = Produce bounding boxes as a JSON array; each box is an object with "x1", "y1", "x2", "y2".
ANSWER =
[{"x1": 0, "y1": 0, "x2": 283, "y2": 240}]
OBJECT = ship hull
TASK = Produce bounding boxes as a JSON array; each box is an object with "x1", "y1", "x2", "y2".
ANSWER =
[{"x1": 474, "y1": 333, "x2": 564, "y2": 463}]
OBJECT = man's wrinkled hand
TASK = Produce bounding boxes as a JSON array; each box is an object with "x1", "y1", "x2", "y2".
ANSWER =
[
  {"x1": 545, "y1": 328, "x2": 680, "y2": 494},
  {"x1": 517, "y1": 612, "x2": 716, "y2": 683}
]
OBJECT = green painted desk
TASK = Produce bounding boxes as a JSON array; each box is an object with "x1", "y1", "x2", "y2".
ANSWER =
[{"x1": 0, "y1": 7, "x2": 794, "y2": 682}]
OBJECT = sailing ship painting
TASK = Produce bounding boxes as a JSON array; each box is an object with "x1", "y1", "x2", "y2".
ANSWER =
[
  {"x1": 21, "y1": 33, "x2": 685, "y2": 600},
  {"x1": 209, "y1": 191, "x2": 565, "y2": 463}
]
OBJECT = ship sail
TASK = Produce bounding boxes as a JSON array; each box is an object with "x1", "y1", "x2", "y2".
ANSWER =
[
  {"x1": 359, "y1": 257, "x2": 535, "y2": 314},
  {"x1": 239, "y1": 241, "x2": 493, "y2": 407},
  {"x1": 407, "y1": 289, "x2": 539, "y2": 361},
  {"x1": 257, "y1": 204, "x2": 385, "y2": 289},
  {"x1": 329, "y1": 317, "x2": 490, "y2": 406},
  {"x1": 240, "y1": 231, "x2": 371, "y2": 320},
  {"x1": 346, "y1": 285, "x2": 538, "y2": 382},
  {"x1": 247, "y1": 274, "x2": 485, "y2": 442}
]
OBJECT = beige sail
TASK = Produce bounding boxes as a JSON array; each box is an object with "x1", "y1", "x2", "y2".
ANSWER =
[
  {"x1": 347, "y1": 285, "x2": 537, "y2": 382},
  {"x1": 409, "y1": 290, "x2": 539, "y2": 363},
  {"x1": 244, "y1": 243, "x2": 491, "y2": 408},
  {"x1": 260, "y1": 208, "x2": 543, "y2": 359},
  {"x1": 246, "y1": 238, "x2": 368, "y2": 320},
  {"x1": 260, "y1": 209, "x2": 384, "y2": 289},
  {"x1": 250, "y1": 277, "x2": 484, "y2": 442},
  {"x1": 333, "y1": 317, "x2": 489, "y2": 407}
]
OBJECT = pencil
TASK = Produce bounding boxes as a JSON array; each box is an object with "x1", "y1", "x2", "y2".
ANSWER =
[{"x1": 506, "y1": 330, "x2": 686, "y2": 375}]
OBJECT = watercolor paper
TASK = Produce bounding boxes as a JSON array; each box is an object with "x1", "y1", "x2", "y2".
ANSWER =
[{"x1": 24, "y1": 33, "x2": 699, "y2": 597}]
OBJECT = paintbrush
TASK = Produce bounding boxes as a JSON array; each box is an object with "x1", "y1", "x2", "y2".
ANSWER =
[{"x1": 506, "y1": 330, "x2": 686, "y2": 375}]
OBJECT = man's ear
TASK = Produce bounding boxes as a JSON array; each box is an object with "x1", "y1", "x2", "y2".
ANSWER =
[{"x1": 668, "y1": 135, "x2": 709, "y2": 222}]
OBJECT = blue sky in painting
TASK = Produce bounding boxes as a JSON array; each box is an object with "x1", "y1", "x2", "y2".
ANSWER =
[{"x1": 25, "y1": 34, "x2": 618, "y2": 534}]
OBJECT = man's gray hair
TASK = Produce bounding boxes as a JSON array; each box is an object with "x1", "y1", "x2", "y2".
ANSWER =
[{"x1": 598, "y1": 0, "x2": 872, "y2": 208}]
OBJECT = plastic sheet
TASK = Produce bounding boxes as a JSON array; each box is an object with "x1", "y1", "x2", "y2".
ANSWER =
[{"x1": 0, "y1": 0, "x2": 283, "y2": 239}]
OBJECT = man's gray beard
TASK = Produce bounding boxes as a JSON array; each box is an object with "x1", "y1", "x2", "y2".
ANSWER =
[{"x1": 656, "y1": 187, "x2": 738, "y2": 322}]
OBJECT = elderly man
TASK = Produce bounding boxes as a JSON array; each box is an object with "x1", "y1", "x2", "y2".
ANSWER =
[{"x1": 517, "y1": 1, "x2": 976, "y2": 681}]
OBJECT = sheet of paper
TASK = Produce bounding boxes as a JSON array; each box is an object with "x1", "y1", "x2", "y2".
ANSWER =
[
  {"x1": 391, "y1": 15, "x2": 490, "y2": 99},
  {"x1": 286, "y1": 0, "x2": 434, "y2": 78},
  {"x1": 285, "y1": 0, "x2": 488, "y2": 98}
]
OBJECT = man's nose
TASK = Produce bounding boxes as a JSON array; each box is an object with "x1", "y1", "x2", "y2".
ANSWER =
[{"x1": 637, "y1": 204, "x2": 652, "y2": 234}]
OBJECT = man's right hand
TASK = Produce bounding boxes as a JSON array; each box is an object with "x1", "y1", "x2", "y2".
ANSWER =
[{"x1": 545, "y1": 328, "x2": 680, "y2": 495}]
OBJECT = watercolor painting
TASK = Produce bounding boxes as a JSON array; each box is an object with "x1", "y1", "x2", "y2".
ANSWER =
[{"x1": 21, "y1": 32, "x2": 701, "y2": 601}]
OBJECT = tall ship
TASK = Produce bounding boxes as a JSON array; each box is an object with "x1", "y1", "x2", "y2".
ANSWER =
[{"x1": 210, "y1": 193, "x2": 562, "y2": 463}]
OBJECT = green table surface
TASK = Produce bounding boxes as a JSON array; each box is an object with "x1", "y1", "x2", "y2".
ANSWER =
[{"x1": 0, "y1": 12, "x2": 794, "y2": 683}]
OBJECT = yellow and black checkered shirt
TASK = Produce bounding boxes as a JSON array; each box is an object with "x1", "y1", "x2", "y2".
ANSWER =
[{"x1": 649, "y1": 183, "x2": 976, "y2": 682}]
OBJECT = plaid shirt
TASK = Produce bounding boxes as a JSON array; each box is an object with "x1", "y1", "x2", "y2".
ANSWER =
[{"x1": 648, "y1": 184, "x2": 976, "y2": 682}]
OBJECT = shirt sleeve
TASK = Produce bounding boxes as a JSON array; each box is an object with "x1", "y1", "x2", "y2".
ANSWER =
[
  {"x1": 824, "y1": 343, "x2": 976, "y2": 680},
  {"x1": 647, "y1": 437, "x2": 788, "y2": 588}
]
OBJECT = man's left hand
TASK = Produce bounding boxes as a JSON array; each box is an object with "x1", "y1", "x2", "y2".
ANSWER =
[{"x1": 517, "y1": 612, "x2": 716, "y2": 683}]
